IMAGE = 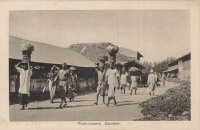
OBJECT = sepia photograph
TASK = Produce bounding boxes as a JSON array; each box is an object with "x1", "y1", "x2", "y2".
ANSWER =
[
  {"x1": 8, "y1": 10, "x2": 191, "y2": 121},
  {"x1": 0, "y1": 1, "x2": 199, "y2": 130}
]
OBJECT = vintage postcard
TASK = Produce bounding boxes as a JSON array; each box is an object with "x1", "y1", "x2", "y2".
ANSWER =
[{"x1": 0, "y1": 0, "x2": 200, "y2": 130}]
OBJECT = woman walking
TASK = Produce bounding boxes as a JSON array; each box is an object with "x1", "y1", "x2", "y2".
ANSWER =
[{"x1": 43, "y1": 65, "x2": 59, "y2": 103}]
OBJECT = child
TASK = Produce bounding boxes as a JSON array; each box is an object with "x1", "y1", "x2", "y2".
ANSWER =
[{"x1": 130, "y1": 72, "x2": 138, "y2": 95}]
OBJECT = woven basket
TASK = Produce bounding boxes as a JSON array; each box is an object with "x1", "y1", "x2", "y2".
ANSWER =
[
  {"x1": 21, "y1": 44, "x2": 34, "y2": 51},
  {"x1": 98, "y1": 56, "x2": 108, "y2": 61}
]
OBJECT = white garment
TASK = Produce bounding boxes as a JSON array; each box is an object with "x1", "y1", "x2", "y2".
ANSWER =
[
  {"x1": 106, "y1": 69, "x2": 119, "y2": 84},
  {"x1": 147, "y1": 73, "x2": 157, "y2": 92},
  {"x1": 120, "y1": 72, "x2": 128, "y2": 85},
  {"x1": 148, "y1": 73, "x2": 157, "y2": 86},
  {"x1": 108, "y1": 83, "x2": 115, "y2": 97},
  {"x1": 16, "y1": 67, "x2": 32, "y2": 94},
  {"x1": 131, "y1": 76, "x2": 137, "y2": 89},
  {"x1": 48, "y1": 79, "x2": 56, "y2": 99},
  {"x1": 48, "y1": 79, "x2": 53, "y2": 91}
]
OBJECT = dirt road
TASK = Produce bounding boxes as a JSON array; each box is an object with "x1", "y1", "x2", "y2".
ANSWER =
[{"x1": 9, "y1": 81, "x2": 179, "y2": 121}]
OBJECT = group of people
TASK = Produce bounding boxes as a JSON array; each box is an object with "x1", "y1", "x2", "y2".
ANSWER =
[
  {"x1": 15, "y1": 61, "x2": 77, "y2": 110},
  {"x1": 156, "y1": 72, "x2": 166, "y2": 87},
  {"x1": 15, "y1": 59, "x2": 166, "y2": 110},
  {"x1": 94, "y1": 64, "x2": 167, "y2": 106},
  {"x1": 94, "y1": 62, "x2": 141, "y2": 107},
  {"x1": 147, "y1": 69, "x2": 166, "y2": 95}
]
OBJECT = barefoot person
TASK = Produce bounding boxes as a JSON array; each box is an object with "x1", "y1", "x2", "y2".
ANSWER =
[
  {"x1": 120, "y1": 66, "x2": 128, "y2": 94},
  {"x1": 67, "y1": 66, "x2": 78, "y2": 102},
  {"x1": 15, "y1": 61, "x2": 32, "y2": 110},
  {"x1": 94, "y1": 63, "x2": 107, "y2": 105},
  {"x1": 42, "y1": 65, "x2": 59, "y2": 103},
  {"x1": 147, "y1": 69, "x2": 157, "y2": 95},
  {"x1": 105, "y1": 62, "x2": 120, "y2": 107},
  {"x1": 160, "y1": 72, "x2": 166, "y2": 87},
  {"x1": 56, "y1": 63, "x2": 69, "y2": 108},
  {"x1": 130, "y1": 72, "x2": 138, "y2": 95}
]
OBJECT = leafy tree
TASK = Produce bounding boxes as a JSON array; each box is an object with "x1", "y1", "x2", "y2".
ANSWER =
[{"x1": 142, "y1": 57, "x2": 176, "y2": 73}]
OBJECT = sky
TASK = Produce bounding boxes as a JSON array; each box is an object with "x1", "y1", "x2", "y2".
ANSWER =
[{"x1": 9, "y1": 10, "x2": 190, "y2": 62}]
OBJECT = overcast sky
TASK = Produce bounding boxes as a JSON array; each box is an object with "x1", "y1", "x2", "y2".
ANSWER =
[{"x1": 9, "y1": 10, "x2": 190, "y2": 62}]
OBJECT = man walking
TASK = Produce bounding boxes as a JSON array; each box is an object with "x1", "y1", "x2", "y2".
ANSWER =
[
  {"x1": 105, "y1": 62, "x2": 120, "y2": 107},
  {"x1": 147, "y1": 69, "x2": 157, "y2": 95},
  {"x1": 15, "y1": 61, "x2": 32, "y2": 110},
  {"x1": 94, "y1": 63, "x2": 107, "y2": 105},
  {"x1": 55, "y1": 63, "x2": 69, "y2": 108}
]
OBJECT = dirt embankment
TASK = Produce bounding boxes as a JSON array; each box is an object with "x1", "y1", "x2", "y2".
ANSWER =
[{"x1": 138, "y1": 79, "x2": 191, "y2": 121}]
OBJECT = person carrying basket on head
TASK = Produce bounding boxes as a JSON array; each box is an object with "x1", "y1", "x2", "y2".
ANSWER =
[{"x1": 94, "y1": 63, "x2": 107, "y2": 105}]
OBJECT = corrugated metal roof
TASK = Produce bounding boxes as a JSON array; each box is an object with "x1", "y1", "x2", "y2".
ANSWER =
[
  {"x1": 68, "y1": 43, "x2": 143, "y2": 65},
  {"x1": 9, "y1": 36, "x2": 95, "y2": 68},
  {"x1": 168, "y1": 53, "x2": 191, "y2": 66},
  {"x1": 163, "y1": 68, "x2": 178, "y2": 73},
  {"x1": 119, "y1": 47, "x2": 143, "y2": 58}
]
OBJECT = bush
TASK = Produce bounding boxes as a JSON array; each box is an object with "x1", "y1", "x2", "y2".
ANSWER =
[{"x1": 139, "y1": 81, "x2": 191, "y2": 120}]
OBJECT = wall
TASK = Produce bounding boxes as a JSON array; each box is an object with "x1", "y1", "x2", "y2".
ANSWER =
[
  {"x1": 178, "y1": 60, "x2": 184, "y2": 79},
  {"x1": 31, "y1": 77, "x2": 97, "y2": 92},
  {"x1": 178, "y1": 59, "x2": 190, "y2": 79},
  {"x1": 183, "y1": 60, "x2": 190, "y2": 70},
  {"x1": 182, "y1": 60, "x2": 190, "y2": 79},
  {"x1": 78, "y1": 77, "x2": 96, "y2": 91},
  {"x1": 9, "y1": 59, "x2": 98, "y2": 93},
  {"x1": 31, "y1": 79, "x2": 47, "y2": 92},
  {"x1": 168, "y1": 64, "x2": 178, "y2": 71}
]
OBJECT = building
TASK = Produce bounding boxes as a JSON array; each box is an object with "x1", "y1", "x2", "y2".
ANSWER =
[
  {"x1": 9, "y1": 36, "x2": 97, "y2": 94},
  {"x1": 68, "y1": 42, "x2": 144, "y2": 69},
  {"x1": 163, "y1": 53, "x2": 191, "y2": 79}
]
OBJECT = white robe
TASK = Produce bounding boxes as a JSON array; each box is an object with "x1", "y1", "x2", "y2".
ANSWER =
[
  {"x1": 16, "y1": 67, "x2": 32, "y2": 95},
  {"x1": 106, "y1": 69, "x2": 119, "y2": 97},
  {"x1": 147, "y1": 73, "x2": 157, "y2": 93}
]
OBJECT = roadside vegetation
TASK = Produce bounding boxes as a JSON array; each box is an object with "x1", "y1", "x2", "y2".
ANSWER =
[{"x1": 138, "y1": 80, "x2": 191, "y2": 121}]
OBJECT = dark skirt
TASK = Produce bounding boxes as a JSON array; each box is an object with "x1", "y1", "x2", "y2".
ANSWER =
[
  {"x1": 58, "y1": 86, "x2": 66, "y2": 99},
  {"x1": 20, "y1": 94, "x2": 29, "y2": 105}
]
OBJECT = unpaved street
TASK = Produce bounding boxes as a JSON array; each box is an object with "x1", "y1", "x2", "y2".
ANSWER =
[{"x1": 10, "y1": 81, "x2": 179, "y2": 121}]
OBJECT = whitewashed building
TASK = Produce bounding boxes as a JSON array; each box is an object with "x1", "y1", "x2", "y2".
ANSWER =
[{"x1": 163, "y1": 53, "x2": 190, "y2": 79}]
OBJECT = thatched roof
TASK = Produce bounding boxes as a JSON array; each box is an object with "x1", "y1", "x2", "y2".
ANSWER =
[
  {"x1": 68, "y1": 43, "x2": 143, "y2": 64},
  {"x1": 9, "y1": 36, "x2": 95, "y2": 68}
]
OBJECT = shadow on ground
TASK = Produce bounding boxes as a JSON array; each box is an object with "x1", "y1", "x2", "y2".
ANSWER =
[{"x1": 27, "y1": 104, "x2": 94, "y2": 110}]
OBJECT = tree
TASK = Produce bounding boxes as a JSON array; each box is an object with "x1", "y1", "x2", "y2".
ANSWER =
[{"x1": 142, "y1": 57, "x2": 176, "y2": 73}]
